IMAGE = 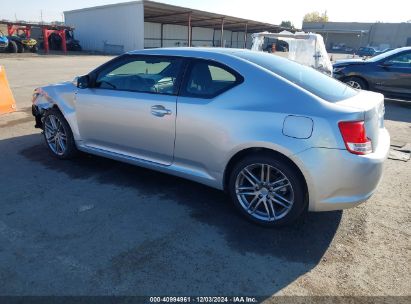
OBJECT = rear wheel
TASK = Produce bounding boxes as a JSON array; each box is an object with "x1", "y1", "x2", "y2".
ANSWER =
[
  {"x1": 7, "y1": 41, "x2": 18, "y2": 53},
  {"x1": 228, "y1": 154, "x2": 307, "y2": 227},
  {"x1": 43, "y1": 108, "x2": 77, "y2": 159},
  {"x1": 344, "y1": 77, "x2": 367, "y2": 90}
]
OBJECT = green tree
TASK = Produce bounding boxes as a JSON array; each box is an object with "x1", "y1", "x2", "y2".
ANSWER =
[
  {"x1": 280, "y1": 21, "x2": 295, "y2": 29},
  {"x1": 303, "y1": 11, "x2": 329, "y2": 22}
]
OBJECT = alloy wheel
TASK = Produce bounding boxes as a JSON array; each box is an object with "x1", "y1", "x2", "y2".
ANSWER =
[
  {"x1": 346, "y1": 80, "x2": 362, "y2": 89},
  {"x1": 235, "y1": 163, "x2": 294, "y2": 222},
  {"x1": 44, "y1": 114, "x2": 67, "y2": 156}
]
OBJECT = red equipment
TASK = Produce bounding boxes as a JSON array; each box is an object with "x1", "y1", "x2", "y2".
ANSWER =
[
  {"x1": 7, "y1": 24, "x2": 32, "y2": 38},
  {"x1": 1, "y1": 21, "x2": 73, "y2": 54},
  {"x1": 42, "y1": 29, "x2": 67, "y2": 54}
]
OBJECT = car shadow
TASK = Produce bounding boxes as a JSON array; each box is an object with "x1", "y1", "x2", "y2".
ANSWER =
[{"x1": 1, "y1": 134, "x2": 342, "y2": 296}]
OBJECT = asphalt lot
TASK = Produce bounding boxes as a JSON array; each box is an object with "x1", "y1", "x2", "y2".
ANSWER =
[{"x1": 0, "y1": 53, "x2": 410, "y2": 299}]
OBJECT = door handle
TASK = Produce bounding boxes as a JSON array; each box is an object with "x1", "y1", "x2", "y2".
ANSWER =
[{"x1": 151, "y1": 105, "x2": 172, "y2": 117}]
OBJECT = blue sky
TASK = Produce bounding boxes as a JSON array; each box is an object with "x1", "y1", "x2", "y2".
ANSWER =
[{"x1": 1, "y1": 0, "x2": 410, "y2": 28}]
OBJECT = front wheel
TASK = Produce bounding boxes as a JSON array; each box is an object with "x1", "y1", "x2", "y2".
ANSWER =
[
  {"x1": 344, "y1": 77, "x2": 367, "y2": 90},
  {"x1": 228, "y1": 155, "x2": 307, "y2": 227},
  {"x1": 43, "y1": 108, "x2": 78, "y2": 159}
]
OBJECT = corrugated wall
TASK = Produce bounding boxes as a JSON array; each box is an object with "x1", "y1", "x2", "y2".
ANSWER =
[{"x1": 64, "y1": 2, "x2": 144, "y2": 53}]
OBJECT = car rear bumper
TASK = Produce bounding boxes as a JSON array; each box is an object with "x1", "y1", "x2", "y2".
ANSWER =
[{"x1": 294, "y1": 128, "x2": 390, "y2": 212}]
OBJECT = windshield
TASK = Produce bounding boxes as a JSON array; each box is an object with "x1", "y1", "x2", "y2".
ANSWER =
[
  {"x1": 366, "y1": 48, "x2": 404, "y2": 62},
  {"x1": 236, "y1": 51, "x2": 358, "y2": 102}
]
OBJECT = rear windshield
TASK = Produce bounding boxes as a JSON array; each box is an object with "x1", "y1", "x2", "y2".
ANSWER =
[{"x1": 235, "y1": 51, "x2": 358, "y2": 102}]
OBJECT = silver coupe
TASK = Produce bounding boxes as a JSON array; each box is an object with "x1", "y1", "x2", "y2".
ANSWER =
[{"x1": 32, "y1": 48, "x2": 390, "y2": 226}]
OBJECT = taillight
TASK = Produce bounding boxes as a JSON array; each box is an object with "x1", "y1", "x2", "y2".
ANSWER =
[{"x1": 338, "y1": 121, "x2": 372, "y2": 155}]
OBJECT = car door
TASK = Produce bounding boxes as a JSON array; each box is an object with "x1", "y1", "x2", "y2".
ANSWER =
[
  {"x1": 374, "y1": 51, "x2": 411, "y2": 98},
  {"x1": 75, "y1": 55, "x2": 185, "y2": 165},
  {"x1": 174, "y1": 59, "x2": 244, "y2": 170}
]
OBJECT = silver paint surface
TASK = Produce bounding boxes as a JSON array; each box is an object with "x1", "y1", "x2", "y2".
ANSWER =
[{"x1": 33, "y1": 48, "x2": 390, "y2": 211}]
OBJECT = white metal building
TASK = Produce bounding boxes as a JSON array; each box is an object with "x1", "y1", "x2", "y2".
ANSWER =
[{"x1": 64, "y1": 0, "x2": 284, "y2": 53}]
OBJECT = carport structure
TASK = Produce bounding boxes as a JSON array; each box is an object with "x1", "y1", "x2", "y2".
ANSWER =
[
  {"x1": 64, "y1": 0, "x2": 290, "y2": 53},
  {"x1": 143, "y1": 0, "x2": 286, "y2": 48}
]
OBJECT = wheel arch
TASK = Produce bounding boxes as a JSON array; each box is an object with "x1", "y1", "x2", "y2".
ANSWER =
[
  {"x1": 222, "y1": 147, "x2": 309, "y2": 199},
  {"x1": 342, "y1": 75, "x2": 369, "y2": 89},
  {"x1": 33, "y1": 86, "x2": 79, "y2": 139}
]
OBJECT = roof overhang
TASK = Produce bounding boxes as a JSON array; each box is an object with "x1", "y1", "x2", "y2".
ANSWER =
[
  {"x1": 65, "y1": 0, "x2": 292, "y2": 33},
  {"x1": 143, "y1": 0, "x2": 285, "y2": 32}
]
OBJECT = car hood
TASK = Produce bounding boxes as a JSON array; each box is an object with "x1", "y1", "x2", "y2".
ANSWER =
[{"x1": 333, "y1": 59, "x2": 367, "y2": 67}]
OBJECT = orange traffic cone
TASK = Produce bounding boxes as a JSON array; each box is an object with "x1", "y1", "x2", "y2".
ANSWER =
[{"x1": 0, "y1": 66, "x2": 16, "y2": 114}]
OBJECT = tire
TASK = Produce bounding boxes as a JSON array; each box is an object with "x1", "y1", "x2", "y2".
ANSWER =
[
  {"x1": 344, "y1": 77, "x2": 367, "y2": 90},
  {"x1": 31, "y1": 45, "x2": 38, "y2": 53},
  {"x1": 7, "y1": 40, "x2": 18, "y2": 53},
  {"x1": 16, "y1": 42, "x2": 24, "y2": 53},
  {"x1": 228, "y1": 154, "x2": 307, "y2": 227},
  {"x1": 43, "y1": 108, "x2": 78, "y2": 159}
]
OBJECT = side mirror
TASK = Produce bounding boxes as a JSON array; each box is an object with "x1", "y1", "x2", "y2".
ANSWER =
[{"x1": 77, "y1": 75, "x2": 90, "y2": 89}]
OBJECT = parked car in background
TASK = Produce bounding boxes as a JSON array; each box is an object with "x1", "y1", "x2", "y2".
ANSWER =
[
  {"x1": 375, "y1": 48, "x2": 394, "y2": 55},
  {"x1": 0, "y1": 31, "x2": 8, "y2": 52},
  {"x1": 252, "y1": 31, "x2": 333, "y2": 75},
  {"x1": 32, "y1": 48, "x2": 390, "y2": 226},
  {"x1": 331, "y1": 43, "x2": 355, "y2": 54},
  {"x1": 331, "y1": 43, "x2": 346, "y2": 52},
  {"x1": 0, "y1": 30, "x2": 18, "y2": 53},
  {"x1": 344, "y1": 46, "x2": 355, "y2": 54},
  {"x1": 333, "y1": 47, "x2": 411, "y2": 100},
  {"x1": 356, "y1": 47, "x2": 377, "y2": 57}
]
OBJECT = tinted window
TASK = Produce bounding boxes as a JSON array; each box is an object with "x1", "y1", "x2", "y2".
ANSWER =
[
  {"x1": 235, "y1": 51, "x2": 358, "y2": 102},
  {"x1": 367, "y1": 48, "x2": 408, "y2": 63},
  {"x1": 184, "y1": 61, "x2": 241, "y2": 98},
  {"x1": 96, "y1": 56, "x2": 183, "y2": 95},
  {"x1": 386, "y1": 52, "x2": 411, "y2": 67}
]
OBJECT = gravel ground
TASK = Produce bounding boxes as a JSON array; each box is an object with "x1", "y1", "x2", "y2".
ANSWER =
[{"x1": 0, "y1": 54, "x2": 409, "y2": 300}]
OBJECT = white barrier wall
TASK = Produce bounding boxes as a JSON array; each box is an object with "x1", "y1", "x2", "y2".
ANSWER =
[
  {"x1": 65, "y1": 2, "x2": 254, "y2": 52},
  {"x1": 65, "y1": 2, "x2": 144, "y2": 53}
]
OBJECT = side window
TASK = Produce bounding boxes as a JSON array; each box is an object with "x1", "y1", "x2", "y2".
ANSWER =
[
  {"x1": 386, "y1": 52, "x2": 411, "y2": 67},
  {"x1": 95, "y1": 56, "x2": 183, "y2": 95},
  {"x1": 183, "y1": 61, "x2": 242, "y2": 98}
]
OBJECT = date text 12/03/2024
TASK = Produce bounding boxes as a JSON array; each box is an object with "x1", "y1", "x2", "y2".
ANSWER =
[{"x1": 149, "y1": 297, "x2": 258, "y2": 303}]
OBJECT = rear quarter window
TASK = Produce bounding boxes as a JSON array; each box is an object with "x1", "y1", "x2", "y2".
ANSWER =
[
  {"x1": 182, "y1": 60, "x2": 243, "y2": 98},
  {"x1": 236, "y1": 52, "x2": 358, "y2": 102}
]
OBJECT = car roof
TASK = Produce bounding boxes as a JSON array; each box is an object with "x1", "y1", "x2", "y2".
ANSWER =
[
  {"x1": 127, "y1": 47, "x2": 296, "y2": 68},
  {"x1": 128, "y1": 47, "x2": 255, "y2": 58},
  {"x1": 127, "y1": 47, "x2": 274, "y2": 61},
  {"x1": 128, "y1": 47, "x2": 244, "y2": 55}
]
